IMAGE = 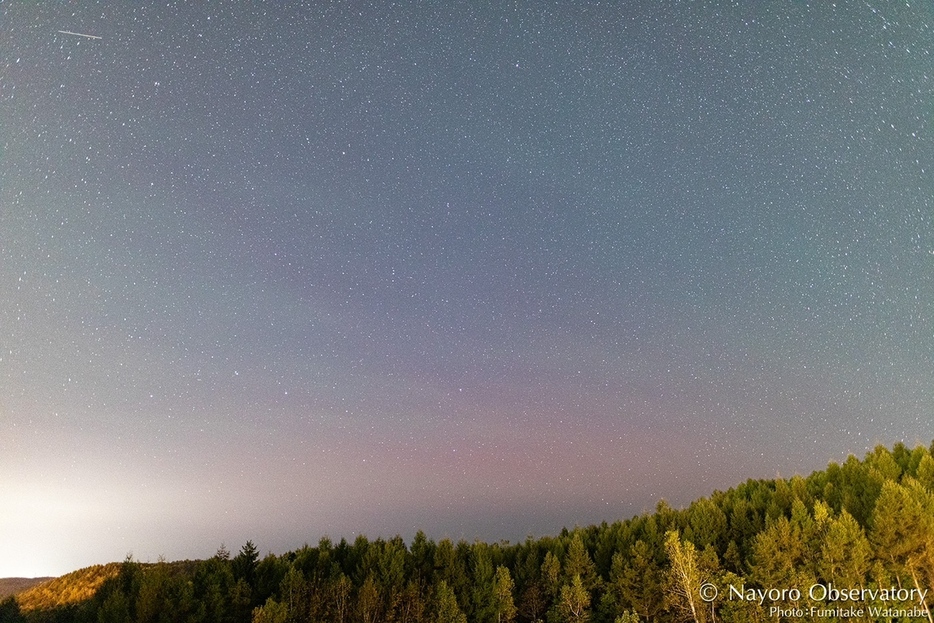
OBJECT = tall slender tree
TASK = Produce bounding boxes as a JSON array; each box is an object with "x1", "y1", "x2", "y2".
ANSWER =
[
  {"x1": 664, "y1": 531, "x2": 706, "y2": 623},
  {"x1": 492, "y1": 566, "x2": 518, "y2": 623}
]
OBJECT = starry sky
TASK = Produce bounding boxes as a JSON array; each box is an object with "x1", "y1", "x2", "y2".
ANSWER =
[{"x1": 1, "y1": 1, "x2": 932, "y2": 577}]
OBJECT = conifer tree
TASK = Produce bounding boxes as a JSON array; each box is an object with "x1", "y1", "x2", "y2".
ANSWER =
[
  {"x1": 233, "y1": 541, "x2": 260, "y2": 586},
  {"x1": 492, "y1": 566, "x2": 518, "y2": 623},
  {"x1": 555, "y1": 575, "x2": 590, "y2": 623},
  {"x1": 471, "y1": 542, "x2": 496, "y2": 623},
  {"x1": 563, "y1": 534, "x2": 599, "y2": 593},
  {"x1": 686, "y1": 499, "x2": 727, "y2": 550},
  {"x1": 357, "y1": 575, "x2": 382, "y2": 623},
  {"x1": 96, "y1": 591, "x2": 130, "y2": 623},
  {"x1": 817, "y1": 508, "x2": 870, "y2": 586},
  {"x1": 917, "y1": 453, "x2": 934, "y2": 491},
  {"x1": 329, "y1": 573, "x2": 353, "y2": 623},
  {"x1": 541, "y1": 552, "x2": 561, "y2": 604},
  {"x1": 435, "y1": 580, "x2": 467, "y2": 623}
]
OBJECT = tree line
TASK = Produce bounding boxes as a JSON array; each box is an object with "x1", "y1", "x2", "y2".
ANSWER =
[{"x1": 7, "y1": 440, "x2": 934, "y2": 623}]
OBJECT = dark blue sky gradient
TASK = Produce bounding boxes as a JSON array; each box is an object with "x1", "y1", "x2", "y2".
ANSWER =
[{"x1": 2, "y1": 1, "x2": 932, "y2": 576}]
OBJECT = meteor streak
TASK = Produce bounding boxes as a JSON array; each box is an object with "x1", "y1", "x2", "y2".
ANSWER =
[{"x1": 58, "y1": 30, "x2": 102, "y2": 40}]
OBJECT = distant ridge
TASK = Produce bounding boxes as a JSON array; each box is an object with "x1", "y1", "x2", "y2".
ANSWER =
[{"x1": 0, "y1": 577, "x2": 54, "y2": 600}]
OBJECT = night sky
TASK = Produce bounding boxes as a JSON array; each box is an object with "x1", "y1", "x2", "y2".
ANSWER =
[{"x1": 2, "y1": 1, "x2": 932, "y2": 577}]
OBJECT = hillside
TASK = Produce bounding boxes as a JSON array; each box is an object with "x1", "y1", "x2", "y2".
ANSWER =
[
  {"x1": 12, "y1": 440, "x2": 934, "y2": 623},
  {"x1": 0, "y1": 578, "x2": 53, "y2": 601},
  {"x1": 13, "y1": 563, "x2": 121, "y2": 612}
]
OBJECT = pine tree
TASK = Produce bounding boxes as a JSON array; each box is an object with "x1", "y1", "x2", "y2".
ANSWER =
[
  {"x1": 435, "y1": 581, "x2": 467, "y2": 623},
  {"x1": 541, "y1": 552, "x2": 561, "y2": 604},
  {"x1": 234, "y1": 541, "x2": 261, "y2": 586},
  {"x1": 817, "y1": 509, "x2": 870, "y2": 586},
  {"x1": 611, "y1": 540, "x2": 663, "y2": 622},
  {"x1": 492, "y1": 566, "x2": 518, "y2": 623},
  {"x1": 357, "y1": 575, "x2": 382, "y2": 623},
  {"x1": 563, "y1": 534, "x2": 599, "y2": 593},
  {"x1": 555, "y1": 575, "x2": 590, "y2": 623}
]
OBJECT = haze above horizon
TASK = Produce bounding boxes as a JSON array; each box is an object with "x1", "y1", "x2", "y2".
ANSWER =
[{"x1": 2, "y1": 2, "x2": 932, "y2": 578}]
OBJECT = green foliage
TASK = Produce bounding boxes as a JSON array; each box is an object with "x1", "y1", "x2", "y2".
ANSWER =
[
  {"x1": 552, "y1": 576, "x2": 590, "y2": 623},
  {"x1": 96, "y1": 588, "x2": 130, "y2": 623},
  {"x1": 917, "y1": 453, "x2": 934, "y2": 491},
  {"x1": 870, "y1": 479, "x2": 933, "y2": 569},
  {"x1": 0, "y1": 597, "x2": 26, "y2": 623},
  {"x1": 816, "y1": 508, "x2": 871, "y2": 585},
  {"x1": 684, "y1": 499, "x2": 726, "y2": 551},
  {"x1": 540, "y1": 552, "x2": 561, "y2": 604},
  {"x1": 491, "y1": 567, "x2": 517, "y2": 623},
  {"x1": 251, "y1": 597, "x2": 288, "y2": 623},
  {"x1": 562, "y1": 535, "x2": 599, "y2": 594},
  {"x1": 14, "y1": 440, "x2": 934, "y2": 623},
  {"x1": 435, "y1": 581, "x2": 467, "y2": 623},
  {"x1": 232, "y1": 542, "x2": 260, "y2": 587}
]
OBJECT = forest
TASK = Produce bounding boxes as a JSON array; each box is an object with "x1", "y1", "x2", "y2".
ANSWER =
[{"x1": 5, "y1": 440, "x2": 934, "y2": 623}]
